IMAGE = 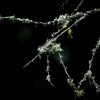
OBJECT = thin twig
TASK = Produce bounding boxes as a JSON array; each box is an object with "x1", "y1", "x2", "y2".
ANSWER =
[
  {"x1": 46, "y1": 54, "x2": 54, "y2": 86},
  {"x1": 23, "y1": 53, "x2": 40, "y2": 68},
  {"x1": 71, "y1": 0, "x2": 84, "y2": 15}
]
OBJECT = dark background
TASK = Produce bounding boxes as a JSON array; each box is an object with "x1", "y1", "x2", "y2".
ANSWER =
[{"x1": 0, "y1": 0, "x2": 100, "y2": 99}]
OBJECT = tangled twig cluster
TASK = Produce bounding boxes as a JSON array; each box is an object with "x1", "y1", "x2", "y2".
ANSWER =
[{"x1": 0, "y1": 0, "x2": 100, "y2": 99}]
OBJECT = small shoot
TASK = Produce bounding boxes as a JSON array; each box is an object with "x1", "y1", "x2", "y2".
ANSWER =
[{"x1": 74, "y1": 89, "x2": 85, "y2": 100}]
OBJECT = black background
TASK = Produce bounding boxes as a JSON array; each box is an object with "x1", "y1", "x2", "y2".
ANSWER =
[{"x1": 0, "y1": 0, "x2": 100, "y2": 99}]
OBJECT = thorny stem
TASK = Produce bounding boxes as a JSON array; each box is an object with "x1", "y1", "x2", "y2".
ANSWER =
[
  {"x1": 58, "y1": 52, "x2": 76, "y2": 90},
  {"x1": 58, "y1": 36, "x2": 100, "y2": 95},
  {"x1": 46, "y1": 54, "x2": 54, "y2": 86},
  {"x1": 78, "y1": 38, "x2": 100, "y2": 90},
  {"x1": 0, "y1": 15, "x2": 56, "y2": 26},
  {"x1": 89, "y1": 37, "x2": 100, "y2": 70},
  {"x1": 0, "y1": 8, "x2": 100, "y2": 27},
  {"x1": 58, "y1": 53, "x2": 70, "y2": 78}
]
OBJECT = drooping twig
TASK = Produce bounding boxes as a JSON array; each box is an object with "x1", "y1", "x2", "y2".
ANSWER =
[
  {"x1": 78, "y1": 37, "x2": 100, "y2": 91},
  {"x1": 58, "y1": 52, "x2": 76, "y2": 90},
  {"x1": 46, "y1": 54, "x2": 54, "y2": 86}
]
